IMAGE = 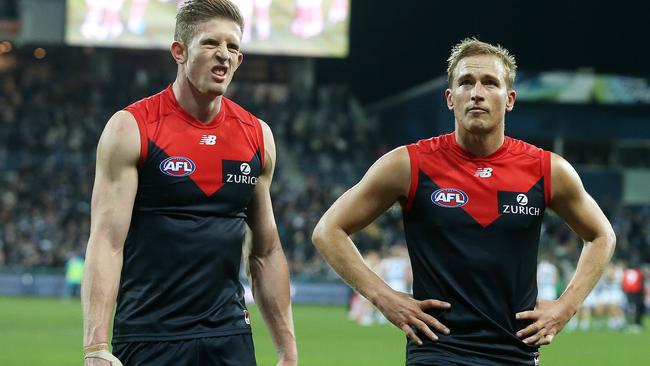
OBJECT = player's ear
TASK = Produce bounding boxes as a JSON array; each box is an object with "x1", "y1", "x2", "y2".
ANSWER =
[
  {"x1": 235, "y1": 51, "x2": 244, "y2": 69},
  {"x1": 445, "y1": 88, "x2": 454, "y2": 111},
  {"x1": 505, "y1": 89, "x2": 516, "y2": 112},
  {"x1": 171, "y1": 41, "x2": 187, "y2": 64}
]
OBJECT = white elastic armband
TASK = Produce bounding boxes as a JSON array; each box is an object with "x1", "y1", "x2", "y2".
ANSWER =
[{"x1": 84, "y1": 350, "x2": 124, "y2": 366}]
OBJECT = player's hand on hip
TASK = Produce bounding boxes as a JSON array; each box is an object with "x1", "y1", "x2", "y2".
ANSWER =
[
  {"x1": 375, "y1": 289, "x2": 451, "y2": 346},
  {"x1": 516, "y1": 299, "x2": 573, "y2": 347}
]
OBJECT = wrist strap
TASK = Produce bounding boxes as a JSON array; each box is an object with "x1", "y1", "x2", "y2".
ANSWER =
[
  {"x1": 84, "y1": 350, "x2": 124, "y2": 366},
  {"x1": 83, "y1": 343, "x2": 109, "y2": 355}
]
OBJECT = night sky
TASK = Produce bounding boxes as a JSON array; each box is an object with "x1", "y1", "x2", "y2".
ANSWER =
[{"x1": 317, "y1": 0, "x2": 645, "y2": 104}]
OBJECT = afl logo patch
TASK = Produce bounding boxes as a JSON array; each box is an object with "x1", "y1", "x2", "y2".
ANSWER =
[
  {"x1": 159, "y1": 156, "x2": 196, "y2": 177},
  {"x1": 431, "y1": 188, "x2": 468, "y2": 208}
]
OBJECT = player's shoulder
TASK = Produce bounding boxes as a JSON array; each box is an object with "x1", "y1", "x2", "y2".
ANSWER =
[
  {"x1": 408, "y1": 132, "x2": 455, "y2": 155},
  {"x1": 125, "y1": 87, "x2": 169, "y2": 123},
  {"x1": 98, "y1": 110, "x2": 140, "y2": 164},
  {"x1": 505, "y1": 135, "x2": 547, "y2": 158},
  {"x1": 126, "y1": 87, "x2": 168, "y2": 111},
  {"x1": 222, "y1": 96, "x2": 259, "y2": 127}
]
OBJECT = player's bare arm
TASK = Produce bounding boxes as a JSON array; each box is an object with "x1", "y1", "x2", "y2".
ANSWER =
[
  {"x1": 516, "y1": 153, "x2": 616, "y2": 346},
  {"x1": 245, "y1": 120, "x2": 298, "y2": 366},
  {"x1": 82, "y1": 111, "x2": 140, "y2": 366},
  {"x1": 312, "y1": 147, "x2": 450, "y2": 346}
]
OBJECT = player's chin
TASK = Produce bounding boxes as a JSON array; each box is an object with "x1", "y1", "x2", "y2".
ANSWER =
[
  {"x1": 464, "y1": 119, "x2": 496, "y2": 134},
  {"x1": 206, "y1": 83, "x2": 227, "y2": 97}
]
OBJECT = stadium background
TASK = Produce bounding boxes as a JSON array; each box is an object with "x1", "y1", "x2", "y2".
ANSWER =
[{"x1": 1, "y1": 0, "x2": 649, "y2": 365}]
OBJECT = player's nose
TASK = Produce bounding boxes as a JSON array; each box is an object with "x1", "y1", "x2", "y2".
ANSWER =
[
  {"x1": 470, "y1": 82, "x2": 486, "y2": 101},
  {"x1": 214, "y1": 44, "x2": 230, "y2": 62}
]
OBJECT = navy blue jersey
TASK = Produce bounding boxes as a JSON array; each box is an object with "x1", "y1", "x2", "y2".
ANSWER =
[
  {"x1": 112, "y1": 86, "x2": 264, "y2": 343},
  {"x1": 403, "y1": 133, "x2": 551, "y2": 366}
]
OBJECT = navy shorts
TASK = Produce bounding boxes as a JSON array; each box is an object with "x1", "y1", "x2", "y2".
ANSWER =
[{"x1": 112, "y1": 334, "x2": 256, "y2": 366}]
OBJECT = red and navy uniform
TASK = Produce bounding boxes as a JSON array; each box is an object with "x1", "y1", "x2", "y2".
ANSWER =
[
  {"x1": 403, "y1": 133, "x2": 551, "y2": 366},
  {"x1": 112, "y1": 86, "x2": 264, "y2": 344}
]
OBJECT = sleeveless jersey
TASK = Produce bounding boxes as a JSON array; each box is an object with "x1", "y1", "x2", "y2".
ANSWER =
[
  {"x1": 112, "y1": 86, "x2": 264, "y2": 343},
  {"x1": 403, "y1": 133, "x2": 551, "y2": 366}
]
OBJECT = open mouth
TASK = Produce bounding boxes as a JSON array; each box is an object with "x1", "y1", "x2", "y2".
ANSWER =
[{"x1": 211, "y1": 65, "x2": 228, "y2": 78}]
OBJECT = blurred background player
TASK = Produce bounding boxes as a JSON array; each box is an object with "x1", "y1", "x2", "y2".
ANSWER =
[
  {"x1": 381, "y1": 244, "x2": 412, "y2": 295},
  {"x1": 291, "y1": 0, "x2": 322, "y2": 38},
  {"x1": 596, "y1": 261, "x2": 626, "y2": 330},
  {"x1": 62, "y1": 251, "x2": 84, "y2": 299},
  {"x1": 80, "y1": 0, "x2": 125, "y2": 40},
  {"x1": 623, "y1": 257, "x2": 646, "y2": 332},
  {"x1": 291, "y1": 0, "x2": 348, "y2": 39},
  {"x1": 565, "y1": 263, "x2": 604, "y2": 331},
  {"x1": 349, "y1": 250, "x2": 384, "y2": 325},
  {"x1": 233, "y1": 0, "x2": 272, "y2": 43},
  {"x1": 537, "y1": 252, "x2": 559, "y2": 301},
  {"x1": 126, "y1": 0, "x2": 187, "y2": 35},
  {"x1": 81, "y1": 0, "x2": 186, "y2": 40},
  {"x1": 327, "y1": 0, "x2": 348, "y2": 23}
]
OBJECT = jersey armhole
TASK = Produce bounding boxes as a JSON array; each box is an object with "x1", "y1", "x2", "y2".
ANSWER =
[
  {"x1": 125, "y1": 107, "x2": 148, "y2": 167},
  {"x1": 541, "y1": 150, "x2": 552, "y2": 205},
  {"x1": 255, "y1": 117, "x2": 266, "y2": 169},
  {"x1": 402, "y1": 144, "x2": 420, "y2": 211}
]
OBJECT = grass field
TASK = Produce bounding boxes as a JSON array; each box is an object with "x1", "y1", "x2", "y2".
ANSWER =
[{"x1": 1, "y1": 296, "x2": 649, "y2": 365}]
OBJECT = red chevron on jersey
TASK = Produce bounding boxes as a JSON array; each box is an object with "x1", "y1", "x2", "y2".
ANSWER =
[
  {"x1": 405, "y1": 133, "x2": 551, "y2": 228},
  {"x1": 126, "y1": 85, "x2": 265, "y2": 197}
]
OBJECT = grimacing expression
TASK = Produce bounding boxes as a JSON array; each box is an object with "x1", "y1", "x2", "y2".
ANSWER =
[
  {"x1": 445, "y1": 54, "x2": 516, "y2": 135},
  {"x1": 182, "y1": 18, "x2": 243, "y2": 96}
]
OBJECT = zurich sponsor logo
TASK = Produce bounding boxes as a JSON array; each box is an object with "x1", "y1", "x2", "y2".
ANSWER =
[
  {"x1": 240, "y1": 163, "x2": 251, "y2": 175},
  {"x1": 516, "y1": 193, "x2": 529, "y2": 206},
  {"x1": 159, "y1": 156, "x2": 196, "y2": 177},
  {"x1": 431, "y1": 188, "x2": 469, "y2": 208}
]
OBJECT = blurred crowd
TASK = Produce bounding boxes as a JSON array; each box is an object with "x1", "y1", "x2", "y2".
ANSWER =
[
  {"x1": 0, "y1": 46, "x2": 399, "y2": 278},
  {"x1": 1, "y1": 46, "x2": 649, "y2": 297}
]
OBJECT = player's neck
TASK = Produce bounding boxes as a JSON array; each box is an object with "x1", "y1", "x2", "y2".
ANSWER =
[
  {"x1": 454, "y1": 127, "x2": 505, "y2": 157},
  {"x1": 172, "y1": 78, "x2": 223, "y2": 124}
]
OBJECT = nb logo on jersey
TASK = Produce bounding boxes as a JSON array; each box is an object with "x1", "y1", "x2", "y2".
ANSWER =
[
  {"x1": 431, "y1": 188, "x2": 468, "y2": 208},
  {"x1": 474, "y1": 167, "x2": 493, "y2": 178},
  {"x1": 159, "y1": 156, "x2": 195, "y2": 177},
  {"x1": 199, "y1": 135, "x2": 217, "y2": 145}
]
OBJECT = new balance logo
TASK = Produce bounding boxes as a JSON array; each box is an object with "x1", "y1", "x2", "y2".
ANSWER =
[
  {"x1": 199, "y1": 135, "x2": 217, "y2": 145},
  {"x1": 474, "y1": 167, "x2": 493, "y2": 178}
]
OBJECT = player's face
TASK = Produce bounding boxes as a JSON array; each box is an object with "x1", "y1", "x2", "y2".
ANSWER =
[
  {"x1": 183, "y1": 18, "x2": 244, "y2": 96},
  {"x1": 445, "y1": 54, "x2": 516, "y2": 135}
]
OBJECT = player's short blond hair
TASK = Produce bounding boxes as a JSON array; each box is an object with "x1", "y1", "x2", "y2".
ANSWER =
[
  {"x1": 447, "y1": 37, "x2": 517, "y2": 89},
  {"x1": 174, "y1": 0, "x2": 244, "y2": 45}
]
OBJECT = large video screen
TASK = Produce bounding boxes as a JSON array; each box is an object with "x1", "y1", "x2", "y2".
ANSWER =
[{"x1": 65, "y1": 0, "x2": 350, "y2": 57}]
